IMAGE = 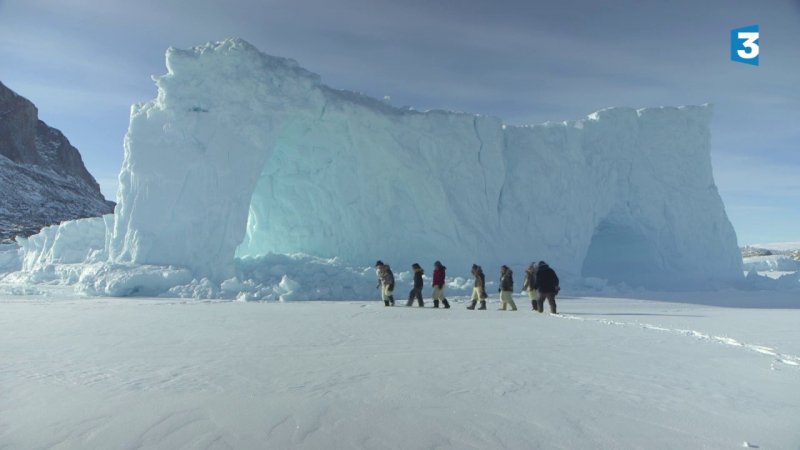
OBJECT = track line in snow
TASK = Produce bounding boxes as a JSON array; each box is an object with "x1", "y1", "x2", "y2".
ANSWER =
[{"x1": 554, "y1": 313, "x2": 800, "y2": 369}]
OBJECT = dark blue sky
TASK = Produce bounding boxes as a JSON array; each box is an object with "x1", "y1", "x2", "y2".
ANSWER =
[{"x1": 1, "y1": 0, "x2": 798, "y2": 244}]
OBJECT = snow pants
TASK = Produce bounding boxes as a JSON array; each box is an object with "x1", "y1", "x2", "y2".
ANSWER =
[
  {"x1": 536, "y1": 291, "x2": 557, "y2": 313},
  {"x1": 527, "y1": 289, "x2": 537, "y2": 309},
  {"x1": 471, "y1": 287, "x2": 482, "y2": 301},
  {"x1": 500, "y1": 290, "x2": 517, "y2": 311},
  {"x1": 382, "y1": 285, "x2": 394, "y2": 302},
  {"x1": 432, "y1": 286, "x2": 446, "y2": 301},
  {"x1": 407, "y1": 287, "x2": 423, "y2": 306}
]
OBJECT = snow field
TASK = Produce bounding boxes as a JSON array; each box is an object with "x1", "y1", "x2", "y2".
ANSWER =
[{"x1": 1, "y1": 295, "x2": 798, "y2": 449}]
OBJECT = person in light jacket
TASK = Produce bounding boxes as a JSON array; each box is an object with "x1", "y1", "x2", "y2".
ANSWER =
[
  {"x1": 522, "y1": 262, "x2": 538, "y2": 311},
  {"x1": 376, "y1": 261, "x2": 395, "y2": 307},
  {"x1": 498, "y1": 265, "x2": 518, "y2": 311},
  {"x1": 467, "y1": 264, "x2": 487, "y2": 310}
]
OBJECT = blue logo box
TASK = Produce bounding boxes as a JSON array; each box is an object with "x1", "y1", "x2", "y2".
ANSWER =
[{"x1": 731, "y1": 25, "x2": 759, "y2": 66}]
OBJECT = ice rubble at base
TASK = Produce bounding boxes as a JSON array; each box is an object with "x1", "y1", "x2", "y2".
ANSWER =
[
  {"x1": 742, "y1": 255, "x2": 800, "y2": 272},
  {"x1": 0, "y1": 38, "x2": 758, "y2": 298},
  {"x1": 0, "y1": 219, "x2": 483, "y2": 300},
  {"x1": 0, "y1": 214, "x2": 795, "y2": 299}
]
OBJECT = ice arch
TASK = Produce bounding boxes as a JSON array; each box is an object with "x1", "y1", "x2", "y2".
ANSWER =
[
  {"x1": 581, "y1": 213, "x2": 662, "y2": 287},
  {"x1": 109, "y1": 40, "x2": 324, "y2": 279},
  {"x1": 109, "y1": 38, "x2": 742, "y2": 288}
]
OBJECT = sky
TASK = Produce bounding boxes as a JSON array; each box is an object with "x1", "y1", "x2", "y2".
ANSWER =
[{"x1": 0, "y1": 0, "x2": 798, "y2": 245}]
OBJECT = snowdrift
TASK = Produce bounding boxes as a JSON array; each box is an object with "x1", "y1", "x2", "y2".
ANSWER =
[{"x1": 1, "y1": 38, "x2": 747, "y2": 297}]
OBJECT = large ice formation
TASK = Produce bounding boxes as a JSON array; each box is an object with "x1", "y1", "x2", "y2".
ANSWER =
[{"x1": 3, "y1": 38, "x2": 744, "y2": 295}]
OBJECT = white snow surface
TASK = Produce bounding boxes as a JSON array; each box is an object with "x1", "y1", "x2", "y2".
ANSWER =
[
  {"x1": 1, "y1": 292, "x2": 798, "y2": 449},
  {"x1": 98, "y1": 38, "x2": 740, "y2": 290}
]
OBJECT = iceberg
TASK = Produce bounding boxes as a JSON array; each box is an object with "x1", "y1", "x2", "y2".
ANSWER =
[{"x1": 2, "y1": 38, "x2": 743, "y2": 295}]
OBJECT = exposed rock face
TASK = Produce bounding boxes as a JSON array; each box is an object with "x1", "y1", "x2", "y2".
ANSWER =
[
  {"x1": 741, "y1": 246, "x2": 773, "y2": 258},
  {"x1": 0, "y1": 81, "x2": 114, "y2": 243}
]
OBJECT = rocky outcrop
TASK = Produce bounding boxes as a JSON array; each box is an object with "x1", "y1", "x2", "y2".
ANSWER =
[{"x1": 0, "y1": 81, "x2": 114, "y2": 243}]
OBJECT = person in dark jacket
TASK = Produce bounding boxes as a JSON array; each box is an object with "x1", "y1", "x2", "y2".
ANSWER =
[
  {"x1": 406, "y1": 263, "x2": 425, "y2": 307},
  {"x1": 522, "y1": 262, "x2": 537, "y2": 310},
  {"x1": 478, "y1": 266, "x2": 488, "y2": 298},
  {"x1": 498, "y1": 265, "x2": 518, "y2": 311},
  {"x1": 431, "y1": 261, "x2": 450, "y2": 308},
  {"x1": 533, "y1": 261, "x2": 559, "y2": 314},
  {"x1": 467, "y1": 264, "x2": 487, "y2": 310}
]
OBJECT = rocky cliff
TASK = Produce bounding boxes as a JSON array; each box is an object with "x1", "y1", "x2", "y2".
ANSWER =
[{"x1": 0, "y1": 81, "x2": 114, "y2": 243}]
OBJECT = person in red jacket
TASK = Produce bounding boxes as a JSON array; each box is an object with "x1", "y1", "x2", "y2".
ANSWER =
[{"x1": 431, "y1": 261, "x2": 450, "y2": 308}]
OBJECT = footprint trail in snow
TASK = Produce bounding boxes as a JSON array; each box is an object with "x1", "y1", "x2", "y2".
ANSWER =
[{"x1": 554, "y1": 313, "x2": 800, "y2": 369}]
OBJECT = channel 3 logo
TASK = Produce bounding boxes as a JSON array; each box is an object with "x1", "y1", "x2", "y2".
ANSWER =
[{"x1": 731, "y1": 25, "x2": 759, "y2": 66}]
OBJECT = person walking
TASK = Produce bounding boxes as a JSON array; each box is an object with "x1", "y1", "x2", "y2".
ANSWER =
[
  {"x1": 522, "y1": 262, "x2": 538, "y2": 311},
  {"x1": 406, "y1": 263, "x2": 425, "y2": 307},
  {"x1": 431, "y1": 261, "x2": 450, "y2": 308},
  {"x1": 375, "y1": 260, "x2": 385, "y2": 304},
  {"x1": 467, "y1": 264, "x2": 488, "y2": 310},
  {"x1": 498, "y1": 265, "x2": 518, "y2": 311},
  {"x1": 534, "y1": 260, "x2": 560, "y2": 314},
  {"x1": 376, "y1": 261, "x2": 396, "y2": 307}
]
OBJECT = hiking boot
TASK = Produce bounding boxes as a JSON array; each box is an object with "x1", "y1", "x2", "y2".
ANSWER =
[
  {"x1": 478, "y1": 301, "x2": 487, "y2": 310},
  {"x1": 442, "y1": 299, "x2": 450, "y2": 309},
  {"x1": 384, "y1": 301, "x2": 390, "y2": 307},
  {"x1": 466, "y1": 300, "x2": 476, "y2": 310},
  {"x1": 433, "y1": 300, "x2": 440, "y2": 308}
]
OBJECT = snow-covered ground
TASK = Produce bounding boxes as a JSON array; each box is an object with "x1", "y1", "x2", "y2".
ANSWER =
[{"x1": 1, "y1": 291, "x2": 798, "y2": 449}]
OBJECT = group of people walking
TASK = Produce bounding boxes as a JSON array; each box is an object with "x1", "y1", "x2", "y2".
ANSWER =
[
  {"x1": 374, "y1": 260, "x2": 560, "y2": 313},
  {"x1": 375, "y1": 260, "x2": 451, "y2": 309}
]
